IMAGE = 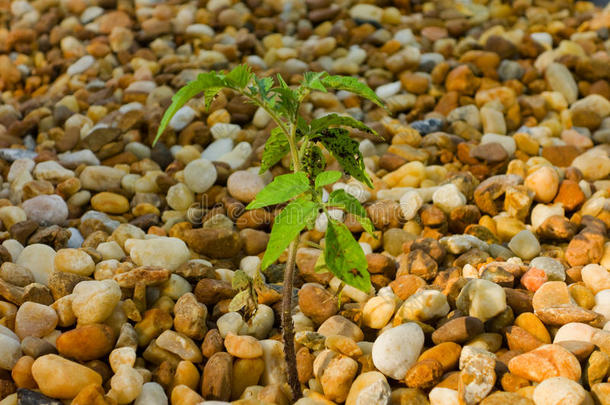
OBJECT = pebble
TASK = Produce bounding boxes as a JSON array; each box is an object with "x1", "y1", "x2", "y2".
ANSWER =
[
  {"x1": 0, "y1": 333, "x2": 21, "y2": 370},
  {"x1": 67, "y1": 55, "x2": 95, "y2": 76},
  {"x1": 16, "y1": 244, "x2": 56, "y2": 285},
  {"x1": 21, "y1": 195, "x2": 68, "y2": 226},
  {"x1": 372, "y1": 323, "x2": 424, "y2": 380},
  {"x1": 456, "y1": 279, "x2": 507, "y2": 322},
  {"x1": 54, "y1": 248, "x2": 95, "y2": 276},
  {"x1": 126, "y1": 237, "x2": 190, "y2": 271},
  {"x1": 15, "y1": 302, "x2": 58, "y2": 339},
  {"x1": 345, "y1": 371, "x2": 391, "y2": 405},
  {"x1": 183, "y1": 158, "x2": 217, "y2": 193},
  {"x1": 169, "y1": 106, "x2": 197, "y2": 131},
  {"x1": 227, "y1": 170, "x2": 265, "y2": 203},
  {"x1": 71, "y1": 279, "x2": 121, "y2": 324},
  {"x1": 31, "y1": 354, "x2": 102, "y2": 399},
  {"x1": 508, "y1": 230, "x2": 541, "y2": 260},
  {"x1": 508, "y1": 344, "x2": 581, "y2": 382},
  {"x1": 532, "y1": 377, "x2": 586, "y2": 405}
]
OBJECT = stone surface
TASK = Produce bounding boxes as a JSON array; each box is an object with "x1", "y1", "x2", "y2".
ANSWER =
[
  {"x1": 31, "y1": 354, "x2": 102, "y2": 399},
  {"x1": 372, "y1": 323, "x2": 424, "y2": 380}
]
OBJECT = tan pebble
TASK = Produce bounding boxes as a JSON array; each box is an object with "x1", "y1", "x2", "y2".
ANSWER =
[
  {"x1": 31, "y1": 354, "x2": 102, "y2": 399},
  {"x1": 224, "y1": 332, "x2": 263, "y2": 359}
]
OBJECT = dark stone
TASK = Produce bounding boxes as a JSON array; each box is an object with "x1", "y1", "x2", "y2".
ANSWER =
[
  {"x1": 129, "y1": 214, "x2": 160, "y2": 231},
  {"x1": 150, "y1": 142, "x2": 173, "y2": 170},
  {"x1": 48, "y1": 271, "x2": 89, "y2": 300},
  {"x1": 79, "y1": 127, "x2": 121, "y2": 152},
  {"x1": 409, "y1": 118, "x2": 444, "y2": 135},
  {"x1": 27, "y1": 225, "x2": 71, "y2": 250},
  {"x1": 17, "y1": 388, "x2": 62, "y2": 405}
]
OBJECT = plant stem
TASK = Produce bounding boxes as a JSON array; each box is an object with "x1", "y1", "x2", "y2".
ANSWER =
[
  {"x1": 282, "y1": 237, "x2": 302, "y2": 400},
  {"x1": 246, "y1": 88, "x2": 304, "y2": 400},
  {"x1": 282, "y1": 120, "x2": 303, "y2": 400}
]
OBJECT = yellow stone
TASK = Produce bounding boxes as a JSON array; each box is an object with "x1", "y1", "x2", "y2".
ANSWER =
[
  {"x1": 31, "y1": 354, "x2": 102, "y2": 399},
  {"x1": 514, "y1": 133, "x2": 540, "y2": 155},
  {"x1": 382, "y1": 161, "x2": 425, "y2": 188},
  {"x1": 91, "y1": 192, "x2": 129, "y2": 214},
  {"x1": 568, "y1": 284, "x2": 596, "y2": 310},
  {"x1": 514, "y1": 313, "x2": 551, "y2": 344},
  {"x1": 132, "y1": 203, "x2": 160, "y2": 217}
]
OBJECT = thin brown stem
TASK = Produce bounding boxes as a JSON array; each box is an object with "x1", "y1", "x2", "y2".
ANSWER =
[{"x1": 282, "y1": 237, "x2": 302, "y2": 400}]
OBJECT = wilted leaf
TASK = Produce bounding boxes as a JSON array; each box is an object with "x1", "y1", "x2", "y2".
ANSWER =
[
  {"x1": 232, "y1": 270, "x2": 251, "y2": 290},
  {"x1": 228, "y1": 290, "x2": 250, "y2": 312}
]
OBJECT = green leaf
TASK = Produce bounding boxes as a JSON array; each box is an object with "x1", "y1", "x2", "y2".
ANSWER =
[
  {"x1": 315, "y1": 171, "x2": 342, "y2": 189},
  {"x1": 228, "y1": 290, "x2": 250, "y2": 312},
  {"x1": 246, "y1": 172, "x2": 310, "y2": 210},
  {"x1": 261, "y1": 198, "x2": 319, "y2": 269},
  {"x1": 271, "y1": 86, "x2": 299, "y2": 120},
  {"x1": 324, "y1": 219, "x2": 371, "y2": 293},
  {"x1": 309, "y1": 113, "x2": 375, "y2": 136},
  {"x1": 225, "y1": 64, "x2": 253, "y2": 89},
  {"x1": 328, "y1": 189, "x2": 375, "y2": 234},
  {"x1": 154, "y1": 69, "x2": 232, "y2": 145},
  {"x1": 302, "y1": 72, "x2": 327, "y2": 92},
  {"x1": 321, "y1": 75, "x2": 385, "y2": 108},
  {"x1": 250, "y1": 76, "x2": 274, "y2": 102},
  {"x1": 232, "y1": 270, "x2": 251, "y2": 290},
  {"x1": 260, "y1": 127, "x2": 290, "y2": 174},
  {"x1": 196, "y1": 71, "x2": 228, "y2": 109},
  {"x1": 313, "y1": 128, "x2": 373, "y2": 188}
]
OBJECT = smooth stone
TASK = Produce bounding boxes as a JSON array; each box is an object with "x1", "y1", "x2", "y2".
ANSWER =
[
  {"x1": 508, "y1": 230, "x2": 541, "y2": 260},
  {"x1": 31, "y1": 354, "x2": 102, "y2": 399},
  {"x1": 183, "y1": 158, "x2": 217, "y2": 193},
  {"x1": 16, "y1": 244, "x2": 56, "y2": 285},
  {"x1": 134, "y1": 382, "x2": 168, "y2": 405},
  {"x1": 456, "y1": 279, "x2": 507, "y2": 322},
  {"x1": 15, "y1": 302, "x2": 58, "y2": 340},
  {"x1": 71, "y1": 279, "x2": 122, "y2": 324},
  {"x1": 532, "y1": 377, "x2": 586, "y2": 405},
  {"x1": 345, "y1": 371, "x2": 391, "y2": 405},
  {"x1": 21, "y1": 195, "x2": 68, "y2": 226},
  {"x1": 508, "y1": 344, "x2": 581, "y2": 382},
  {"x1": 201, "y1": 138, "x2": 234, "y2": 160},
  {"x1": 372, "y1": 323, "x2": 424, "y2": 380},
  {"x1": 125, "y1": 237, "x2": 190, "y2": 271},
  {"x1": 54, "y1": 248, "x2": 95, "y2": 276},
  {"x1": 226, "y1": 170, "x2": 265, "y2": 203},
  {"x1": 0, "y1": 334, "x2": 21, "y2": 370},
  {"x1": 545, "y1": 63, "x2": 578, "y2": 104}
]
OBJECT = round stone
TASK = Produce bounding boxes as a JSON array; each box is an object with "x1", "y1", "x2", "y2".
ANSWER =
[
  {"x1": 71, "y1": 279, "x2": 122, "y2": 324},
  {"x1": 372, "y1": 323, "x2": 424, "y2": 380},
  {"x1": 54, "y1": 248, "x2": 95, "y2": 276},
  {"x1": 227, "y1": 170, "x2": 265, "y2": 203},
  {"x1": 16, "y1": 244, "x2": 56, "y2": 285},
  {"x1": 184, "y1": 159, "x2": 217, "y2": 193},
  {"x1": 21, "y1": 194, "x2": 69, "y2": 225},
  {"x1": 90, "y1": 192, "x2": 130, "y2": 214}
]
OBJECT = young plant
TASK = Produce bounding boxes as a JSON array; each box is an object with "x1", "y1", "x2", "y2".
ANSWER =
[{"x1": 154, "y1": 64, "x2": 384, "y2": 400}]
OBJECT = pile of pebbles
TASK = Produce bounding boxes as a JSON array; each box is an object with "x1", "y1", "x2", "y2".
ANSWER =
[{"x1": 0, "y1": 0, "x2": 609, "y2": 404}]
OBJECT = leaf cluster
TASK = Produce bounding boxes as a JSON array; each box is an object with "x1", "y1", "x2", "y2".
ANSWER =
[{"x1": 156, "y1": 64, "x2": 386, "y2": 293}]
